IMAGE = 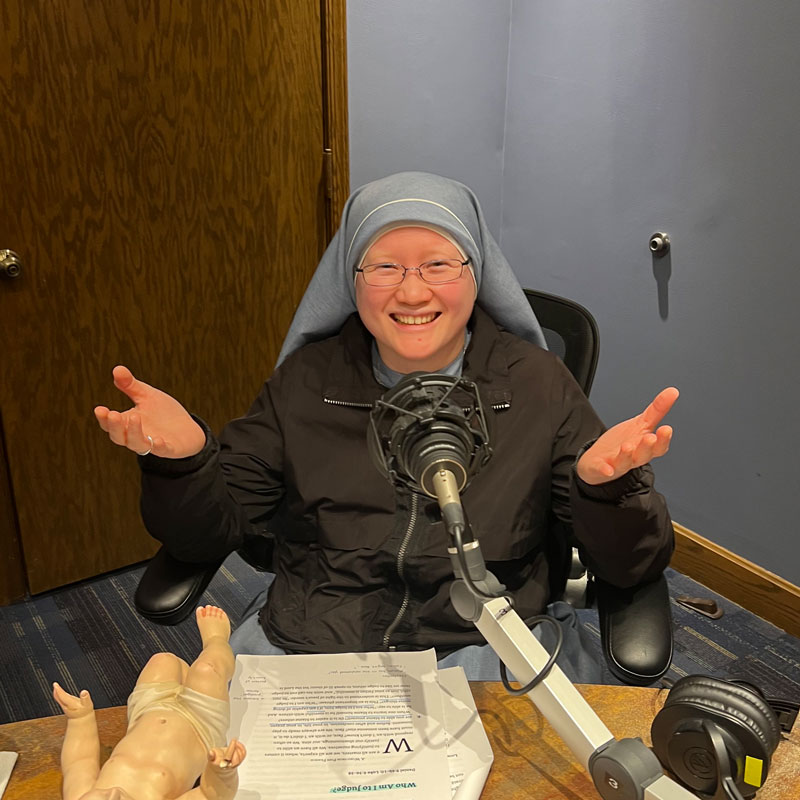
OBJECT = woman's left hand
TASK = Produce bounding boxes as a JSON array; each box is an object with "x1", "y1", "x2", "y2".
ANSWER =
[{"x1": 576, "y1": 387, "x2": 679, "y2": 485}]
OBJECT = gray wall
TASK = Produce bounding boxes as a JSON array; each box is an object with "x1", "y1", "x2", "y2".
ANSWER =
[
  {"x1": 347, "y1": 0, "x2": 512, "y2": 234},
  {"x1": 347, "y1": 1, "x2": 800, "y2": 586}
]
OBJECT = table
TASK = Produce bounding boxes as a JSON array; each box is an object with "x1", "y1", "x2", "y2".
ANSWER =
[{"x1": 1, "y1": 683, "x2": 797, "y2": 799}]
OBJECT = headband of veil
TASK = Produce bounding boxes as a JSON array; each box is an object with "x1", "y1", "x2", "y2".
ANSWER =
[{"x1": 276, "y1": 171, "x2": 546, "y2": 366}]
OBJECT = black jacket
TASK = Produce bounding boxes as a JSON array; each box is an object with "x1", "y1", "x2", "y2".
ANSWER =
[{"x1": 140, "y1": 307, "x2": 673, "y2": 654}]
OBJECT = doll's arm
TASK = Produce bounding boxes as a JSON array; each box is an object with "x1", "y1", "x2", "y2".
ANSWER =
[
  {"x1": 52, "y1": 683, "x2": 101, "y2": 800},
  {"x1": 177, "y1": 739, "x2": 246, "y2": 800}
]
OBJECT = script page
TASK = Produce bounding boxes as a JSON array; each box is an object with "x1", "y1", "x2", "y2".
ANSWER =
[
  {"x1": 230, "y1": 650, "x2": 451, "y2": 799},
  {"x1": 0, "y1": 752, "x2": 18, "y2": 799},
  {"x1": 437, "y1": 668, "x2": 493, "y2": 799}
]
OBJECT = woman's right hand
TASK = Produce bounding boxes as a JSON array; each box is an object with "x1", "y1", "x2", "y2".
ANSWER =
[{"x1": 94, "y1": 365, "x2": 207, "y2": 459}]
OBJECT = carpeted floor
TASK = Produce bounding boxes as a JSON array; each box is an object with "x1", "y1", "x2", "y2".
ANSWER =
[
  {"x1": 1, "y1": 558, "x2": 799, "y2": 724},
  {"x1": 0, "y1": 555, "x2": 260, "y2": 724}
]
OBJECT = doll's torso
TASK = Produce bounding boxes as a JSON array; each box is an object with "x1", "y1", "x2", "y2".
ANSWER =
[{"x1": 92, "y1": 710, "x2": 208, "y2": 800}]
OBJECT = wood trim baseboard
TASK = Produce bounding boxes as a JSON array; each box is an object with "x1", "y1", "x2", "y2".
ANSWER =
[{"x1": 671, "y1": 522, "x2": 800, "y2": 638}]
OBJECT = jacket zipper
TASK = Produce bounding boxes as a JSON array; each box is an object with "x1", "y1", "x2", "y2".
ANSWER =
[
  {"x1": 325, "y1": 395, "x2": 509, "y2": 412},
  {"x1": 323, "y1": 397, "x2": 374, "y2": 408},
  {"x1": 324, "y1": 392, "x2": 416, "y2": 647},
  {"x1": 382, "y1": 491, "x2": 419, "y2": 649}
]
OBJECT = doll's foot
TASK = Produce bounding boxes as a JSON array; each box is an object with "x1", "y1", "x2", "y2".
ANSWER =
[{"x1": 196, "y1": 605, "x2": 231, "y2": 647}]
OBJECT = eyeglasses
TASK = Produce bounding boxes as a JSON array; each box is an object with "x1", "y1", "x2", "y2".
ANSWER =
[{"x1": 355, "y1": 257, "x2": 471, "y2": 287}]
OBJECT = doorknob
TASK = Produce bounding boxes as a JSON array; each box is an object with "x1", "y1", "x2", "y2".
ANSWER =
[{"x1": 1, "y1": 249, "x2": 23, "y2": 278}]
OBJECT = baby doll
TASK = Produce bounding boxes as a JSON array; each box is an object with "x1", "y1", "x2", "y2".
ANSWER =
[{"x1": 53, "y1": 605, "x2": 246, "y2": 800}]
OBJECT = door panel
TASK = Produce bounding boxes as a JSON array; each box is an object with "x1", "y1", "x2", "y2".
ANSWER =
[{"x1": 0, "y1": 1, "x2": 332, "y2": 593}]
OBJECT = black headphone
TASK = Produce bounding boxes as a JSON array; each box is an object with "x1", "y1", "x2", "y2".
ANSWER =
[{"x1": 651, "y1": 675, "x2": 783, "y2": 799}]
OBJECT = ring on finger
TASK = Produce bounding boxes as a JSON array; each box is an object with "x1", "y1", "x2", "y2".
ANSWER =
[{"x1": 136, "y1": 435, "x2": 154, "y2": 457}]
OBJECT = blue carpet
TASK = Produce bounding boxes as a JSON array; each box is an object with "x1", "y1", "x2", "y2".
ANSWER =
[
  {"x1": 1, "y1": 559, "x2": 799, "y2": 724},
  {"x1": 0, "y1": 554, "x2": 263, "y2": 723}
]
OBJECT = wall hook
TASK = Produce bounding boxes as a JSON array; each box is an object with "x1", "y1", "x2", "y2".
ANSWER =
[{"x1": 649, "y1": 232, "x2": 670, "y2": 257}]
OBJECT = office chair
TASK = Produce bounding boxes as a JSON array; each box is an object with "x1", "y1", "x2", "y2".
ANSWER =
[
  {"x1": 524, "y1": 289, "x2": 674, "y2": 686},
  {"x1": 135, "y1": 290, "x2": 674, "y2": 686}
]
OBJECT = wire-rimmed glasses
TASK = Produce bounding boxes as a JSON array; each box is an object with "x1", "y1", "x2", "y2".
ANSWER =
[{"x1": 356, "y1": 257, "x2": 471, "y2": 287}]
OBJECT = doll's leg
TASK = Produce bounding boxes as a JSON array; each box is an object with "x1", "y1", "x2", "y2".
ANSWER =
[
  {"x1": 183, "y1": 606, "x2": 235, "y2": 701},
  {"x1": 136, "y1": 651, "x2": 190, "y2": 686}
]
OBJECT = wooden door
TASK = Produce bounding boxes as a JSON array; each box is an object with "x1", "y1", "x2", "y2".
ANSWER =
[{"x1": 0, "y1": 0, "x2": 348, "y2": 597}]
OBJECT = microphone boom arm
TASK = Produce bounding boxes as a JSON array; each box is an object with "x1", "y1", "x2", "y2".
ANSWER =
[
  {"x1": 369, "y1": 374, "x2": 698, "y2": 799},
  {"x1": 468, "y1": 593, "x2": 697, "y2": 799}
]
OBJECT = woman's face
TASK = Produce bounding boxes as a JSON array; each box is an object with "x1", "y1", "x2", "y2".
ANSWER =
[{"x1": 355, "y1": 227, "x2": 476, "y2": 373}]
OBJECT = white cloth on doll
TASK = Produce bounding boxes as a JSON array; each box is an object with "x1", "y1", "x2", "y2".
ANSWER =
[{"x1": 127, "y1": 681, "x2": 229, "y2": 752}]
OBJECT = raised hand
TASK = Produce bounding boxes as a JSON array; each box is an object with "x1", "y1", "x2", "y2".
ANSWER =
[
  {"x1": 576, "y1": 387, "x2": 679, "y2": 485},
  {"x1": 53, "y1": 682, "x2": 95, "y2": 719},
  {"x1": 94, "y1": 365, "x2": 206, "y2": 459},
  {"x1": 209, "y1": 738, "x2": 247, "y2": 770}
]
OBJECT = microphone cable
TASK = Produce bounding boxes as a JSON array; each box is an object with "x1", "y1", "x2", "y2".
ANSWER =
[
  {"x1": 449, "y1": 518, "x2": 563, "y2": 695},
  {"x1": 499, "y1": 615, "x2": 563, "y2": 696}
]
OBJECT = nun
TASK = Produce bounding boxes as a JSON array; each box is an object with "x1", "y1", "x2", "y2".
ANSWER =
[{"x1": 95, "y1": 172, "x2": 677, "y2": 682}]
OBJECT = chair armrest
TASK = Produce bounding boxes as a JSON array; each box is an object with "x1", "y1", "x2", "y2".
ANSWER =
[
  {"x1": 134, "y1": 546, "x2": 224, "y2": 626},
  {"x1": 595, "y1": 574, "x2": 673, "y2": 686}
]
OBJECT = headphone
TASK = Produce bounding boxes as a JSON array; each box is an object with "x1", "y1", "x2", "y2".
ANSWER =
[{"x1": 651, "y1": 675, "x2": 783, "y2": 799}]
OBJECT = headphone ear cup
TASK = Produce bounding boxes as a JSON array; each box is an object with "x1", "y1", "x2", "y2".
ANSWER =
[
  {"x1": 670, "y1": 676, "x2": 782, "y2": 753},
  {"x1": 653, "y1": 716, "x2": 745, "y2": 796},
  {"x1": 651, "y1": 675, "x2": 781, "y2": 799}
]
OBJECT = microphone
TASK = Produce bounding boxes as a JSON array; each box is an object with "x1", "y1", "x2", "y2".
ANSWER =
[
  {"x1": 368, "y1": 371, "x2": 502, "y2": 604},
  {"x1": 367, "y1": 373, "x2": 492, "y2": 530}
]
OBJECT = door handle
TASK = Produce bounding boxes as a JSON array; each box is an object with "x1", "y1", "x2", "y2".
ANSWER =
[{"x1": 1, "y1": 249, "x2": 23, "y2": 279}]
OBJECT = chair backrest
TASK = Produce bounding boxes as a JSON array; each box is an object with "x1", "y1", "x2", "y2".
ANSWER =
[
  {"x1": 524, "y1": 290, "x2": 601, "y2": 605},
  {"x1": 523, "y1": 289, "x2": 599, "y2": 397}
]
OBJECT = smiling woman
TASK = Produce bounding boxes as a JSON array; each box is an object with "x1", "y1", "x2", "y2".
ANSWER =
[
  {"x1": 95, "y1": 171, "x2": 677, "y2": 686},
  {"x1": 354, "y1": 227, "x2": 477, "y2": 373},
  {"x1": 271, "y1": 172, "x2": 550, "y2": 368}
]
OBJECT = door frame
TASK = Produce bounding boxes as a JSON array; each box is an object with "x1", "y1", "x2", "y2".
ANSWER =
[{"x1": 323, "y1": 0, "x2": 350, "y2": 237}]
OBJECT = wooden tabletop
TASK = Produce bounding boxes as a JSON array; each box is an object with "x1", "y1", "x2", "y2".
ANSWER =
[{"x1": 1, "y1": 683, "x2": 797, "y2": 799}]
